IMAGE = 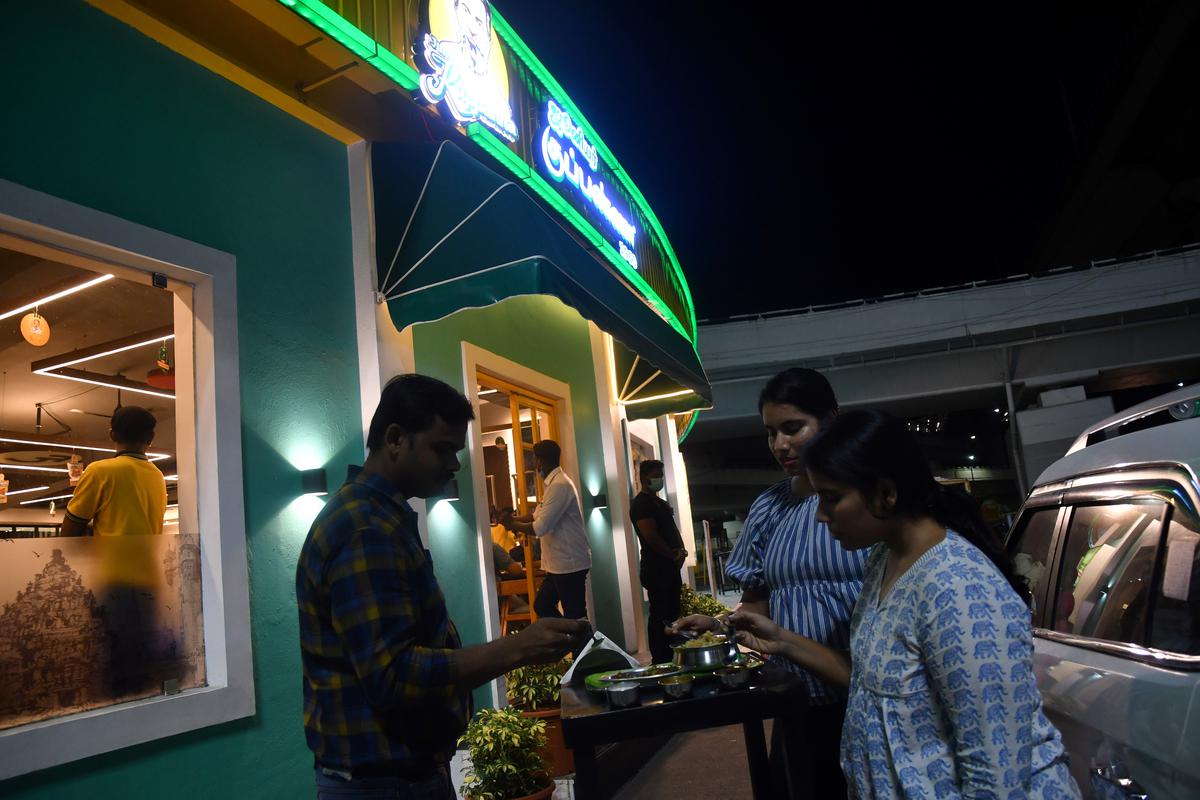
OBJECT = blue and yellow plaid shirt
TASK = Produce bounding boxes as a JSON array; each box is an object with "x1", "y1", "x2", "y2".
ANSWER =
[{"x1": 296, "y1": 467, "x2": 466, "y2": 773}]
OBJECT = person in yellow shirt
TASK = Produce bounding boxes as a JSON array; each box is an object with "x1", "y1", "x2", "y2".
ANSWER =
[{"x1": 62, "y1": 405, "x2": 167, "y2": 537}]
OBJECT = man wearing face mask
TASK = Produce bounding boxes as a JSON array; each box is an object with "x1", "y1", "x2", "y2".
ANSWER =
[{"x1": 630, "y1": 460, "x2": 688, "y2": 664}]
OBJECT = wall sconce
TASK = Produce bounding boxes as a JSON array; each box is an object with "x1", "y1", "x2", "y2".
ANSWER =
[
  {"x1": 300, "y1": 468, "x2": 327, "y2": 496},
  {"x1": 434, "y1": 478, "x2": 460, "y2": 503},
  {"x1": 591, "y1": 493, "x2": 608, "y2": 510}
]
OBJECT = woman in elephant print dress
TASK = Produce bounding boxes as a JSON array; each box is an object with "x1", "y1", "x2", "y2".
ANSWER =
[{"x1": 731, "y1": 410, "x2": 1080, "y2": 800}]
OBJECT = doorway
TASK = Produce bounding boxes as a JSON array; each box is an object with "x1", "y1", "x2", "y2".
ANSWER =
[{"x1": 476, "y1": 370, "x2": 559, "y2": 626}]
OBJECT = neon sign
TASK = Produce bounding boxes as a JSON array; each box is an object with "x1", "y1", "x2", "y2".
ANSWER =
[
  {"x1": 540, "y1": 101, "x2": 638, "y2": 270},
  {"x1": 418, "y1": 0, "x2": 518, "y2": 142}
]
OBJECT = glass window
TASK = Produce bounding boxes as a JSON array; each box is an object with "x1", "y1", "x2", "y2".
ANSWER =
[
  {"x1": 1007, "y1": 507, "x2": 1059, "y2": 616},
  {"x1": 1050, "y1": 503, "x2": 1163, "y2": 643},
  {"x1": 1149, "y1": 518, "x2": 1200, "y2": 655},
  {"x1": 0, "y1": 252, "x2": 203, "y2": 731}
]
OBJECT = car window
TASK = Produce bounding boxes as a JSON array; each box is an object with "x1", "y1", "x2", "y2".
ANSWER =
[
  {"x1": 1149, "y1": 518, "x2": 1200, "y2": 655},
  {"x1": 1050, "y1": 503, "x2": 1163, "y2": 643},
  {"x1": 1008, "y1": 507, "x2": 1059, "y2": 618}
]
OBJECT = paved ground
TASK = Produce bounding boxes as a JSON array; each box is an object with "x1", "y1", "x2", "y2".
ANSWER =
[{"x1": 616, "y1": 722, "x2": 771, "y2": 799}]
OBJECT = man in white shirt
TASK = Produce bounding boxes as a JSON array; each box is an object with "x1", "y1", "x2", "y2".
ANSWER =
[{"x1": 504, "y1": 440, "x2": 591, "y2": 623}]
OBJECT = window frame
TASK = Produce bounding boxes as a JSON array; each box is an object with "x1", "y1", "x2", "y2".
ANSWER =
[
  {"x1": 0, "y1": 179, "x2": 253, "y2": 779},
  {"x1": 1012, "y1": 466, "x2": 1200, "y2": 672}
]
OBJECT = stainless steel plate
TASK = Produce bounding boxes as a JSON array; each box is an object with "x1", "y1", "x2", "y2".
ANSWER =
[{"x1": 597, "y1": 664, "x2": 682, "y2": 684}]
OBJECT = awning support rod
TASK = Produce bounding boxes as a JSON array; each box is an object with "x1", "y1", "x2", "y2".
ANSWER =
[
  {"x1": 383, "y1": 182, "x2": 517, "y2": 296},
  {"x1": 625, "y1": 370, "x2": 662, "y2": 402},
  {"x1": 618, "y1": 354, "x2": 640, "y2": 400},
  {"x1": 380, "y1": 141, "x2": 450, "y2": 295}
]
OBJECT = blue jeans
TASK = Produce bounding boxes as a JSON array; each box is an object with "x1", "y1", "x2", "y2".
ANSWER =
[{"x1": 314, "y1": 766, "x2": 455, "y2": 799}]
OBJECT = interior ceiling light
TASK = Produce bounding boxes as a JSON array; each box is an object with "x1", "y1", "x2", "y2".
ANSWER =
[
  {"x1": 5, "y1": 485, "x2": 51, "y2": 497},
  {"x1": 20, "y1": 492, "x2": 75, "y2": 505},
  {"x1": 0, "y1": 435, "x2": 170, "y2": 461},
  {"x1": 0, "y1": 274, "x2": 114, "y2": 323},
  {"x1": 20, "y1": 311, "x2": 51, "y2": 347},
  {"x1": 31, "y1": 326, "x2": 176, "y2": 400},
  {"x1": 0, "y1": 462, "x2": 69, "y2": 473}
]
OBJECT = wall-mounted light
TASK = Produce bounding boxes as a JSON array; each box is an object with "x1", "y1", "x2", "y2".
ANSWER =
[
  {"x1": 434, "y1": 478, "x2": 460, "y2": 504},
  {"x1": 300, "y1": 468, "x2": 328, "y2": 496},
  {"x1": 591, "y1": 492, "x2": 608, "y2": 510}
]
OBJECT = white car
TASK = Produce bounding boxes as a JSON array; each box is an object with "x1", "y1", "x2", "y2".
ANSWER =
[{"x1": 1006, "y1": 384, "x2": 1200, "y2": 800}]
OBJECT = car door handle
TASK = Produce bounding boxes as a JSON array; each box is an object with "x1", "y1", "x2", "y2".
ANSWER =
[{"x1": 1090, "y1": 765, "x2": 1149, "y2": 800}]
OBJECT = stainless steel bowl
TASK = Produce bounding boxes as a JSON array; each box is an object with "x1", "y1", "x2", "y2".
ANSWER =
[
  {"x1": 715, "y1": 666, "x2": 751, "y2": 689},
  {"x1": 672, "y1": 636, "x2": 735, "y2": 670},
  {"x1": 606, "y1": 681, "x2": 640, "y2": 708},
  {"x1": 659, "y1": 674, "x2": 693, "y2": 699}
]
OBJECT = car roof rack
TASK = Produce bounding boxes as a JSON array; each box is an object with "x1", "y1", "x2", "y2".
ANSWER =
[{"x1": 1066, "y1": 383, "x2": 1200, "y2": 455}]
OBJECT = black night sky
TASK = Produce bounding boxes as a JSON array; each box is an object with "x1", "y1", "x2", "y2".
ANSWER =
[{"x1": 495, "y1": 1, "x2": 1200, "y2": 321}]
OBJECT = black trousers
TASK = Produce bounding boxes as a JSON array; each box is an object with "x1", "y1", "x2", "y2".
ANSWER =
[
  {"x1": 771, "y1": 700, "x2": 847, "y2": 799},
  {"x1": 642, "y1": 567, "x2": 682, "y2": 664},
  {"x1": 534, "y1": 569, "x2": 589, "y2": 620}
]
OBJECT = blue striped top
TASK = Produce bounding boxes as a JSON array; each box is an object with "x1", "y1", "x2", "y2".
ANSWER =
[{"x1": 726, "y1": 479, "x2": 869, "y2": 705}]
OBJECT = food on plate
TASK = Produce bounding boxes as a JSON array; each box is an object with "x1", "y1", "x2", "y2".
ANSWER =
[
  {"x1": 681, "y1": 631, "x2": 728, "y2": 648},
  {"x1": 610, "y1": 664, "x2": 676, "y2": 681}
]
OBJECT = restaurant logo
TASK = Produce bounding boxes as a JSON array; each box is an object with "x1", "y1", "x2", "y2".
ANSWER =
[
  {"x1": 540, "y1": 100, "x2": 639, "y2": 271},
  {"x1": 418, "y1": 0, "x2": 518, "y2": 143}
]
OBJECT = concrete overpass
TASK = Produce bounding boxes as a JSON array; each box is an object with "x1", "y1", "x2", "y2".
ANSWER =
[{"x1": 686, "y1": 248, "x2": 1200, "y2": 516}]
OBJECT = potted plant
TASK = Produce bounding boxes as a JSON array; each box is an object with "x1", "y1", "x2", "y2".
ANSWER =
[
  {"x1": 459, "y1": 708, "x2": 554, "y2": 800},
  {"x1": 505, "y1": 655, "x2": 573, "y2": 776},
  {"x1": 680, "y1": 584, "x2": 729, "y2": 618}
]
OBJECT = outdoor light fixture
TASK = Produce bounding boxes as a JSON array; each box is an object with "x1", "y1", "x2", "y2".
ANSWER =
[
  {"x1": 993, "y1": 408, "x2": 1001, "y2": 414},
  {"x1": 1180, "y1": 382, "x2": 1186, "y2": 387},
  {"x1": 967, "y1": 455, "x2": 976, "y2": 461},
  {"x1": 620, "y1": 389, "x2": 694, "y2": 406},
  {"x1": 969, "y1": 435, "x2": 976, "y2": 440},
  {"x1": 591, "y1": 493, "x2": 608, "y2": 510},
  {"x1": 0, "y1": 274, "x2": 114, "y2": 322},
  {"x1": 436, "y1": 478, "x2": 460, "y2": 502},
  {"x1": 300, "y1": 468, "x2": 328, "y2": 496}
]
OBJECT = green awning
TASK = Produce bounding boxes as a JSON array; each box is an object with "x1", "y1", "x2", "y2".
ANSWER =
[{"x1": 372, "y1": 141, "x2": 710, "y2": 419}]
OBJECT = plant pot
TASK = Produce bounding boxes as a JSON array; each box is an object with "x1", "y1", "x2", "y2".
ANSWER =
[
  {"x1": 466, "y1": 780, "x2": 555, "y2": 800},
  {"x1": 520, "y1": 706, "x2": 574, "y2": 777}
]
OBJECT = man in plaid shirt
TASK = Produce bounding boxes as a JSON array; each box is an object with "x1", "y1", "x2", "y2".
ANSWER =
[{"x1": 297, "y1": 375, "x2": 589, "y2": 798}]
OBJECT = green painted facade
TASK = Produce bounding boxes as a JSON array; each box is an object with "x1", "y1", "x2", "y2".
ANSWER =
[
  {"x1": 2, "y1": 2, "x2": 361, "y2": 797},
  {"x1": 410, "y1": 295, "x2": 623, "y2": 689},
  {"x1": 2, "y1": 2, "x2": 637, "y2": 797}
]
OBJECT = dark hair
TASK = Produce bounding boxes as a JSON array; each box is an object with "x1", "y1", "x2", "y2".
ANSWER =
[
  {"x1": 758, "y1": 367, "x2": 838, "y2": 418},
  {"x1": 111, "y1": 406, "x2": 156, "y2": 445},
  {"x1": 366, "y1": 374, "x2": 474, "y2": 451},
  {"x1": 531, "y1": 439, "x2": 561, "y2": 467},
  {"x1": 804, "y1": 409, "x2": 1024, "y2": 597},
  {"x1": 639, "y1": 459, "x2": 665, "y2": 481}
]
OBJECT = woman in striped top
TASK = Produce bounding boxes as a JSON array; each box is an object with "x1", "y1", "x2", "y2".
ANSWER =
[{"x1": 676, "y1": 367, "x2": 869, "y2": 798}]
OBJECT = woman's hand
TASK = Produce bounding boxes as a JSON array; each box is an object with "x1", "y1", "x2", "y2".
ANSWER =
[
  {"x1": 669, "y1": 614, "x2": 723, "y2": 635},
  {"x1": 728, "y1": 609, "x2": 786, "y2": 655}
]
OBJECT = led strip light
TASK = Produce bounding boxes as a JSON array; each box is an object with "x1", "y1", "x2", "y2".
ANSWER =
[
  {"x1": 31, "y1": 326, "x2": 176, "y2": 400},
  {"x1": 0, "y1": 274, "x2": 115, "y2": 322}
]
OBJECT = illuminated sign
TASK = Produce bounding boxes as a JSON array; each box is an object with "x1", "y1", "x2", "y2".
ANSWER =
[
  {"x1": 539, "y1": 100, "x2": 638, "y2": 271},
  {"x1": 418, "y1": 0, "x2": 518, "y2": 142}
]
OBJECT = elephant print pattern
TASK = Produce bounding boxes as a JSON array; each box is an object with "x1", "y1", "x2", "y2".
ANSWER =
[{"x1": 841, "y1": 531, "x2": 1081, "y2": 799}]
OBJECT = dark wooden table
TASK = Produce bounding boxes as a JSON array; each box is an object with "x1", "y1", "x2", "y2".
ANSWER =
[{"x1": 559, "y1": 663, "x2": 808, "y2": 800}]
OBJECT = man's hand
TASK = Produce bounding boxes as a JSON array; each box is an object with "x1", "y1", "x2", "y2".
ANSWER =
[
  {"x1": 668, "y1": 614, "x2": 723, "y2": 636},
  {"x1": 513, "y1": 618, "x2": 591, "y2": 665},
  {"x1": 672, "y1": 548, "x2": 687, "y2": 568}
]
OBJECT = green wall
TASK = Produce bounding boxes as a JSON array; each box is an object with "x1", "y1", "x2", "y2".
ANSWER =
[
  {"x1": 1, "y1": 1, "x2": 361, "y2": 797},
  {"x1": 411, "y1": 295, "x2": 622, "y2": 711}
]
